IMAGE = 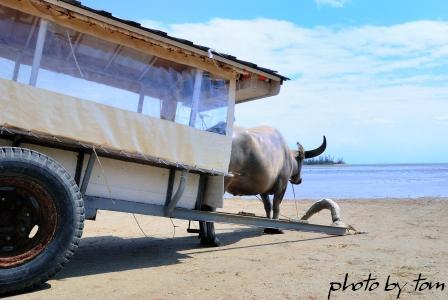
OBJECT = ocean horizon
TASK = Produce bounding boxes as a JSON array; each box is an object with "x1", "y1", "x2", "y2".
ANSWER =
[{"x1": 227, "y1": 163, "x2": 448, "y2": 200}]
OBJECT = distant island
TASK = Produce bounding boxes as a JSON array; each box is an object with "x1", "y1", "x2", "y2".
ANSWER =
[{"x1": 304, "y1": 155, "x2": 345, "y2": 165}]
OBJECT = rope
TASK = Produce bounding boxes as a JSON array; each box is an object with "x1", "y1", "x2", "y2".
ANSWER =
[
  {"x1": 66, "y1": 30, "x2": 84, "y2": 78},
  {"x1": 92, "y1": 147, "x2": 113, "y2": 197},
  {"x1": 132, "y1": 213, "x2": 150, "y2": 238},
  {"x1": 254, "y1": 194, "x2": 294, "y2": 221},
  {"x1": 92, "y1": 147, "x2": 153, "y2": 238},
  {"x1": 291, "y1": 183, "x2": 300, "y2": 220},
  {"x1": 169, "y1": 217, "x2": 179, "y2": 239},
  {"x1": 346, "y1": 224, "x2": 368, "y2": 235}
]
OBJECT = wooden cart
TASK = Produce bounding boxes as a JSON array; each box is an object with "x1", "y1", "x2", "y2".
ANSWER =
[{"x1": 0, "y1": 0, "x2": 347, "y2": 295}]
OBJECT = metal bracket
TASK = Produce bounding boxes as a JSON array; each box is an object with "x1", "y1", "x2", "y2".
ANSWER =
[
  {"x1": 74, "y1": 150, "x2": 85, "y2": 185},
  {"x1": 164, "y1": 170, "x2": 188, "y2": 217},
  {"x1": 164, "y1": 168, "x2": 176, "y2": 206},
  {"x1": 80, "y1": 152, "x2": 95, "y2": 196},
  {"x1": 12, "y1": 135, "x2": 22, "y2": 147}
]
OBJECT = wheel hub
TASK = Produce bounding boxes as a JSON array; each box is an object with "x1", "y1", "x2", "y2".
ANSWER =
[{"x1": 0, "y1": 178, "x2": 57, "y2": 268}]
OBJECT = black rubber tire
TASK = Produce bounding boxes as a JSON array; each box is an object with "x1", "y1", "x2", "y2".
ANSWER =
[{"x1": 0, "y1": 147, "x2": 84, "y2": 295}]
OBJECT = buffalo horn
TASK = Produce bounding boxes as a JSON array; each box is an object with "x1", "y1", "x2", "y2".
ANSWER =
[{"x1": 304, "y1": 136, "x2": 327, "y2": 159}]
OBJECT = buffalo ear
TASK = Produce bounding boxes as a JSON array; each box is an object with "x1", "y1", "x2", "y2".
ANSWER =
[{"x1": 295, "y1": 142, "x2": 304, "y2": 159}]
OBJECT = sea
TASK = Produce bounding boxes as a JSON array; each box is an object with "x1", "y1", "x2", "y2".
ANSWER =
[
  {"x1": 284, "y1": 163, "x2": 448, "y2": 199},
  {"x1": 282, "y1": 164, "x2": 448, "y2": 199}
]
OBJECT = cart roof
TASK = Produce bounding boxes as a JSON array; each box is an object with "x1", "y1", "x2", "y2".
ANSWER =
[
  {"x1": 56, "y1": 0, "x2": 289, "y2": 82},
  {"x1": 54, "y1": 0, "x2": 289, "y2": 85},
  {"x1": 2, "y1": 0, "x2": 288, "y2": 102}
]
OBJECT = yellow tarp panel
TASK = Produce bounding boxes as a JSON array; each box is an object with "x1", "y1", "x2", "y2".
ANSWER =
[{"x1": 0, "y1": 78, "x2": 232, "y2": 174}]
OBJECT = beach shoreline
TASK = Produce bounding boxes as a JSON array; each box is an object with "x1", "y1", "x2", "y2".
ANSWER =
[{"x1": 9, "y1": 198, "x2": 448, "y2": 299}]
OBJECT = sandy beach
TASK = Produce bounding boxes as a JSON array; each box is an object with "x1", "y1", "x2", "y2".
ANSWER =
[{"x1": 7, "y1": 198, "x2": 448, "y2": 300}]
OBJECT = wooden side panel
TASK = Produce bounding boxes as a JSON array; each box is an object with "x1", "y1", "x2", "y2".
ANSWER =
[{"x1": 0, "y1": 143, "x2": 199, "y2": 209}]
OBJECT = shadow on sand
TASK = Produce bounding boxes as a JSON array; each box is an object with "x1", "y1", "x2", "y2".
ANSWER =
[{"x1": 55, "y1": 228, "x2": 340, "y2": 280}]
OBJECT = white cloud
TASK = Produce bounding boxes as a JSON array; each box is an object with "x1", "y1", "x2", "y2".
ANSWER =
[
  {"x1": 142, "y1": 18, "x2": 448, "y2": 80},
  {"x1": 314, "y1": 0, "x2": 350, "y2": 8},
  {"x1": 140, "y1": 18, "x2": 448, "y2": 163},
  {"x1": 434, "y1": 116, "x2": 448, "y2": 122}
]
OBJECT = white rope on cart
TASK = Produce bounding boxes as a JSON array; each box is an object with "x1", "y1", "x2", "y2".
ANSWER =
[
  {"x1": 91, "y1": 147, "x2": 113, "y2": 197},
  {"x1": 66, "y1": 30, "x2": 84, "y2": 78},
  {"x1": 91, "y1": 145, "x2": 180, "y2": 239},
  {"x1": 291, "y1": 183, "x2": 300, "y2": 220},
  {"x1": 91, "y1": 146, "x2": 154, "y2": 238}
]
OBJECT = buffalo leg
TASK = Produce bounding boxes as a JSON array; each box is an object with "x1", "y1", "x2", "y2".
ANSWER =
[
  {"x1": 262, "y1": 193, "x2": 284, "y2": 234},
  {"x1": 260, "y1": 193, "x2": 271, "y2": 219},
  {"x1": 267, "y1": 188, "x2": 287, "y2": 234},
  {"x1": 272, "y1": 188, "x2": 286, "y2": 220}
]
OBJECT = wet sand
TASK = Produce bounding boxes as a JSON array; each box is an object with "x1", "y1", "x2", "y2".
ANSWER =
[{"x1": 8, "y1": 198, "x2": 448, "y2": 300}]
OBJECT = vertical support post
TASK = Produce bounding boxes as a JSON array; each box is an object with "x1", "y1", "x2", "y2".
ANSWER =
[
  {"x1": 196, "y1": 175, "x2": 219, "y2": 246},
  {"x1": 195, "y1": 175, "x2": 207, "y2": 239},
  {"x1": 164, "y1": 169, "x2": 176, "y2": 206},
  {"x1": 12, "y1": 54, "x2": 22, "y2": 82},
  {"x1": 195, "y1": 174, "x2": 207, "y2": 210},
  {"x1": 74, "y1": 151, "x2": 85, "y2": 185},
  {"x1": 80, "y1": 152, "x2": 95, "y2": 196},
  {"x1": 189, "y1": 69, "x2": 203, "y2": 127},
  {"x1": 29, "y1": 19, "x2": 48, "y2": 86},
  {"x1": 13, "y1": 17, "x2": 39, "y2": 82},
  {"x1": 137, "y1": 88, "x2": 145, "y2": 113},
  {"x1": 226, "y1": 78, "x2": 236, "y2": 137}
]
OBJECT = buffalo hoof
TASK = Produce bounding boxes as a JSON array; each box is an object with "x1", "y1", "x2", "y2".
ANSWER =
[{"x1": 264, "y1": 228, "x2": 284, "y2": 234}]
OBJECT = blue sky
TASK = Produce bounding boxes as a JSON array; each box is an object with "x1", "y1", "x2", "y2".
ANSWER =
[
  {"x1": 83, "y1": 0, "x2": 448, "y2": 27},
  {"x1": 83, "y1": 0, "x2": 448, "y2": 164}
]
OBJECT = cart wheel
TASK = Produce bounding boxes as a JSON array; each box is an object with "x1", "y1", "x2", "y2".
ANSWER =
[{"x1": 0, "y1": 147, "x2": 84, "y2": 295}]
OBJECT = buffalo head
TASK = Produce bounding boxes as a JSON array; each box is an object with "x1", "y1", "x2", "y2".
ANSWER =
[{"x1": 290, "y1": 136, "x2": 327, "y2": 185}]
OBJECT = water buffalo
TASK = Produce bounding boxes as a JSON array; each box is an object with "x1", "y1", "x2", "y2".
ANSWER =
[{"x1": 225, "y1": 126, "x2": 327, "y2": 233}]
